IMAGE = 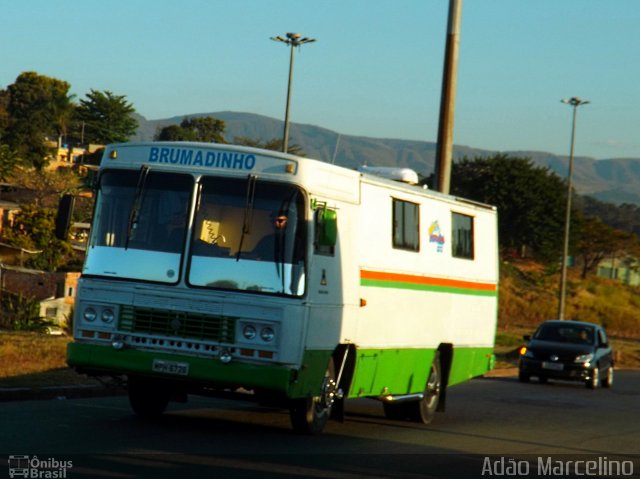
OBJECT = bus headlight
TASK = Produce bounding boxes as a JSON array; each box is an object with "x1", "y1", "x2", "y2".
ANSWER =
[
  {"x1": 101, "y1": 308, "x2": 115, "y2": 324},
  {"x1": 83, "y1": 307, "x2": 97, "y2": 322},
  {"x1": 260, "y1": 327, "x2": 275, "y2": 342},
  {"x1": 239, "y1": 322, "x2": 278, "y2": 345},
  {"x1": 243, "y1": 325, "x2": 257, "y2": 340},
  {"x1": 79, "y1": 303, "x2": 119, "y2": 329}
]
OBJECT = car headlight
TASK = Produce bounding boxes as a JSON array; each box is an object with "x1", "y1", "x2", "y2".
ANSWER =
[
  {"x1": 242, "y1": 325, "x2": 257, "y2": 340},
  {"x1": 520, "y1": 347, "x2": 534, "y2": 359},
  {"x1": 574, "y1": 353, "x2": 594, "y2": 364},
  {"x1": 260, "y1": 326, "x2": 275, "y2": 342},
  {"x1": 83, "y1": 307, "x2": 97, "y2": 322}
]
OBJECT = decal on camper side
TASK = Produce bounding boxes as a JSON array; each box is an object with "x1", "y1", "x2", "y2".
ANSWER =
[{"x1": 428, "y1": 220, "x2": 445, "y2": 253}]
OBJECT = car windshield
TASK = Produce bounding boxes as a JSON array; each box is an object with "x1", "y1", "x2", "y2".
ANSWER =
[{"x1": 534, "y1": 323, "x2": 595, "y2": 345}]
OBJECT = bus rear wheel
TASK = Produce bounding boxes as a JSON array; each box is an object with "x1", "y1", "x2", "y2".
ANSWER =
[
  {"x1": 128, "y1": 376, "x2": 172, "y2": 418},
  {"x1": 289, "y1": 359, "x2": 337, "y2": 434},
  {"x1": 406, "y1": 354, "x2": 441, "y2": 424}
]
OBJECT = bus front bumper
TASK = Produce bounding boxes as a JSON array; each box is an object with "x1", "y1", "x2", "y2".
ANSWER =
[{"x1": 67, "y1": 341, "x2": 297, "y2": 394}]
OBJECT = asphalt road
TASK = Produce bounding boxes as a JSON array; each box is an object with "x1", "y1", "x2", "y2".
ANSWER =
[{"x1": 2, "y1": 372, "x2": 639, "y2": 478}]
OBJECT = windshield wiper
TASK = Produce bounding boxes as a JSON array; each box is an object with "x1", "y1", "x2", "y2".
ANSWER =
[
  {"x1": 236, "y1": 174, "x2": 257, "y2": 261},
  {"x1": 124, "y1": 165, "x2": 150, "y2": 250}
]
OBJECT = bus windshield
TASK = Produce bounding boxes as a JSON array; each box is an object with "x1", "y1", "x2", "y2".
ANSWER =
[
  {"x1": 84, "y1": 169, "x2": 194, "y2": 283},
  {"x1": 84, "y1": 170, "x2": 307, "y2": 296},
  {"x1": 188, "y1": 176, "x2": 306, "y2": 297}
]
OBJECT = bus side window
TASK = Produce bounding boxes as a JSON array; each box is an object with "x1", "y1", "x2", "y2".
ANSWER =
[{"x1": 452, "y1": 212, "x2": 474, "y2": 260}]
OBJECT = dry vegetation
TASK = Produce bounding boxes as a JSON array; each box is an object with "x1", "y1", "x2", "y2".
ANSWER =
[
  {"x1": 0, "y1": 332, "x2": 69, "y2": 376},
  {"x1": 497, "y1": 260, "x2": 640, "y2": 369}
]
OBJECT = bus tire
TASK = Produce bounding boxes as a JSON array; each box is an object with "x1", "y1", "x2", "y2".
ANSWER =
[
  {"x1": 128, "y1": 376, "x2": 171, "y2": 418},
  {"x1": 407, "y1": 354, "x2": 441, "y2": 425},
  {"x1": 289, "y1": 359, "x2": 337, "y2": 434}
]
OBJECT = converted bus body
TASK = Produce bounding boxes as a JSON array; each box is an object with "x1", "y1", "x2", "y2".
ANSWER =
[{"x1": 67, "y1": 141, "x2": 498, "y2": 433}]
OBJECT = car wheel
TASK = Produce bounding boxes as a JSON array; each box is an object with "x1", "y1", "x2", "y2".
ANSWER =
[
  {"x1": 586, "y1": 366, "x2": 600, "y2": 389},
  {"x1": 601, "y1": 366, "x2": 613, "y2": 388},
  {"x1": 518, "y1": 370, "x2": 530, "y2": 383}
]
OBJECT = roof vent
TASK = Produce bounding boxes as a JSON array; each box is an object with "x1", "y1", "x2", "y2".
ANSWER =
[{"x1": 358, "y1": 165, "x2": 420, "y2": 185}]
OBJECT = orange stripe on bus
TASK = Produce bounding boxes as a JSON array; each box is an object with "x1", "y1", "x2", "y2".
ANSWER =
[{"x1": 360, "y1": 269, "x2": 497, "y2": 292}]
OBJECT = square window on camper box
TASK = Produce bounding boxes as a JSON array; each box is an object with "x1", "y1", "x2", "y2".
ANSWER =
[
  {"x1": 392, "y1": 199, "x2": 419, "y2": 251},
  {"x1": 452, "y1": 212, "x2": 474, "y2": 259}
]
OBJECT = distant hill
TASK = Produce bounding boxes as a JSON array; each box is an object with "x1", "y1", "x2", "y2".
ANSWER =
[{"x1": 132, "y1": 111, "x2": 640, "y2": 205}]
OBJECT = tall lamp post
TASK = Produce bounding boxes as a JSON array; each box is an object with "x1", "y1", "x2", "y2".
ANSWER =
[
  {"x1": 557, "y1": 97, "x2": 590, "y2": 320},
  {"x1": 270, "y1": 32, "x2": 316, "y2": 153}
]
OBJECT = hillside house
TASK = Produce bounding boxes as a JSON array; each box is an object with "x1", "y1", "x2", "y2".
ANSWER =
[
  {"x1": 1, "y1": 265, "x2": 79, "y2": 327},
  {"x1": 597, "y1": 256, "x2": 640, "y2": 287}
]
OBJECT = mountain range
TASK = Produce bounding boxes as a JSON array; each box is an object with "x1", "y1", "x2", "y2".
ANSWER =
[{"x1": 132, "y1": 111, "x2": 640, "y2": 206}]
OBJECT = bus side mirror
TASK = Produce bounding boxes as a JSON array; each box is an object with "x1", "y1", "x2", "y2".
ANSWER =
[
  {"x1": 55, "y1": 194, "x2": 76, "y2": 240},
  {"x1": 317, "y1": 208, "x2": 337, "y2": 247}
]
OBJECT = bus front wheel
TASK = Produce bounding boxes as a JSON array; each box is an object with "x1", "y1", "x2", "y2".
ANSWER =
[{"x1": 289, "y1": 359, "x2": 337, "y2": 434}]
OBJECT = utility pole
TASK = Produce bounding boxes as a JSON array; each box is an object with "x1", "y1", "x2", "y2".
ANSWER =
[{"x1": 434, "y1": 0, "x2": 463, "y2": 194}]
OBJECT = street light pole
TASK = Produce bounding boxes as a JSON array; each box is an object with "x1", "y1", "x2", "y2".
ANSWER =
[
  {"x1": 270, "y1": 32, "x2": 316, "y2": 153},
  {"x1": 557, "y1": 97, "x2": 590, "y2": 320}
]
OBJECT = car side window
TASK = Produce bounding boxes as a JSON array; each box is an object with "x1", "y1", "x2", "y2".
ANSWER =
[{"x1": 598, "y1": 330, "x2": 608, "y2": 347}]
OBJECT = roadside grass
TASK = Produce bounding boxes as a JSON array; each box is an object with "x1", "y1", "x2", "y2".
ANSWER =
[
  {"x1": 0, "y1": 331, "x2": 68, "y2": 376},
  {"x1": 0, "y1": 331, "x2": 98, "y2": 388}
]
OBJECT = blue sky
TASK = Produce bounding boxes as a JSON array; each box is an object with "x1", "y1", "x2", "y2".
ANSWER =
[{"x1": 2, "y1": 0, "x2": 639, "y2": 160}]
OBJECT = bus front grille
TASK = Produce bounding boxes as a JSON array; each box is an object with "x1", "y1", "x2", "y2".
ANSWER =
[{"x1": 118, "y1": 305, "x2": 236, "y2": 343}]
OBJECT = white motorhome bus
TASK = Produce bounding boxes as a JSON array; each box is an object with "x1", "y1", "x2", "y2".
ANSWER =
[{"x1": 62, "y1": 141, "x2": 498, "y2": 434}]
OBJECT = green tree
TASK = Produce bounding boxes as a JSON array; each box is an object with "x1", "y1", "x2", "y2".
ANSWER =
[
  {"x1": 0, "y1": 89, "x2": 10, "y2": 135},
  {"x1": 449, "y1": 154, "x2": 568, "y2": 260},
  {"x1": 574, "y1": 215, "x2": 640, "y2": 278},
  {"x1": 155, "y1": 116, "x2": 226, "y2": 143},
  {"x1": 234, "y1": 136, "x2": 305, "y2": 156},
  {"x1": 0, "y1": 292, "x2": 41, "y2": 331},
  {"x1": 75, "y1": 89, "x2": 138, "y2": 144},
  {"x1": 0, "y1": 202, "x2": 72, "y2": 271},
  {"x1": 3, "y1": 72, "x2": 74, "y2": 169},
  {"x1": 9, "y1": 167, "x2": 81, "y2": 207},
  {"x1": 155, "y1": 124, "x2": 188, "y2": 141},
  {"x1": 0, "y1": 144, "x2": 20, "y2": 181}
]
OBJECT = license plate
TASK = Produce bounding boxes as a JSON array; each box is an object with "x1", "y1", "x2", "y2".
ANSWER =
[
  {"x1": 542, "y1": 361, "x2": 564, "y2": 371},
  {"x1": 152, "y1": 359, "x2": 189, "y2": 376}
]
